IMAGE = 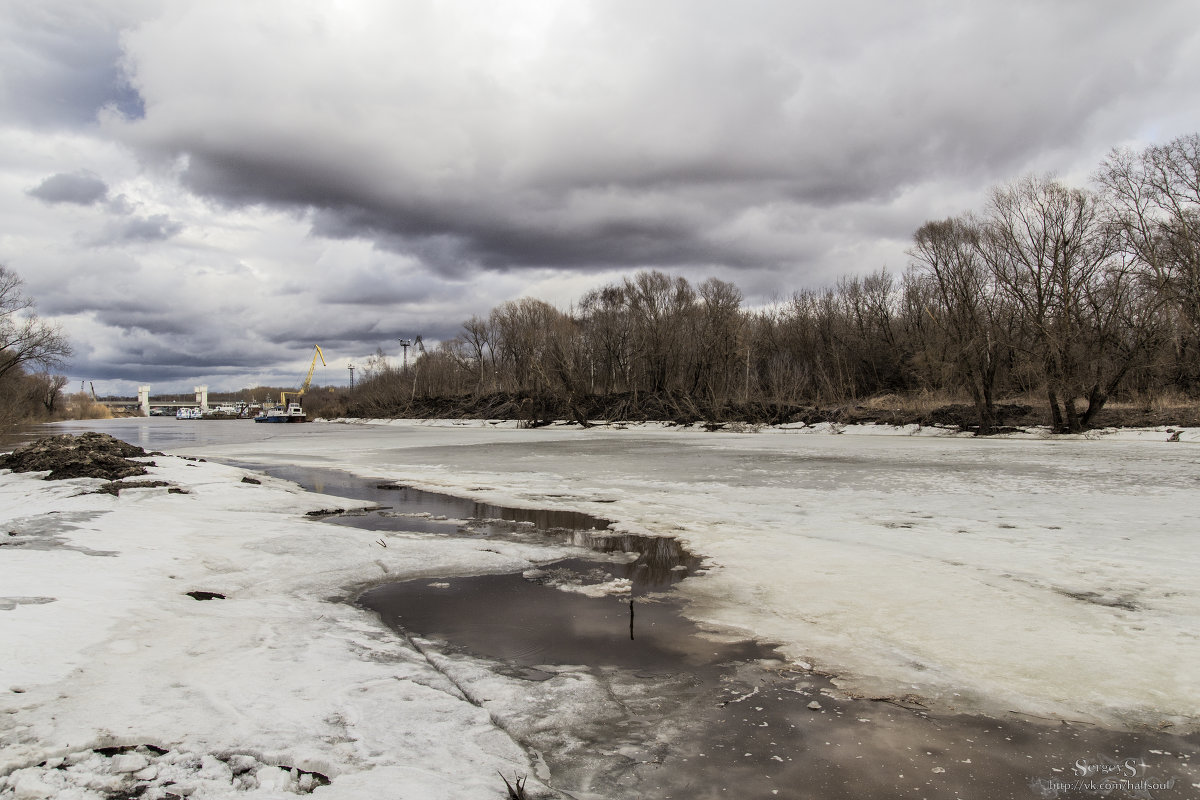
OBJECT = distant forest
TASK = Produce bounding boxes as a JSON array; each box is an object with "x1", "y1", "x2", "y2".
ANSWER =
[{"x1": 345, "y1": 133, "x2": 1200, "y2": 433}]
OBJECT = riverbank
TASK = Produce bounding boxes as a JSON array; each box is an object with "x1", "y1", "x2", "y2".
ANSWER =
[
  {"x1": 345, "y1": 389, "x2": 1200, "y2": 434},
  {"x1": 337, "y1": 414, "x2": 1200, "y2": 442}
]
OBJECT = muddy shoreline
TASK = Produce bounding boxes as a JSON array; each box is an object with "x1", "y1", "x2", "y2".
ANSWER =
[{"x1": 345, "y1": 390, "x2": 1200, "y2": 434}]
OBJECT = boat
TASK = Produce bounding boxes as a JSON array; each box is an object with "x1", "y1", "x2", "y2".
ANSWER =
[
  {"x1": 201, "y1": 405, "x2": 240, "y2": 420},
  {"x1": 176, "y1": 407, "x2": 201, "y2": 420},
  {"x1": 253, "y1": 402, "x2": 307, "y2": 423}
]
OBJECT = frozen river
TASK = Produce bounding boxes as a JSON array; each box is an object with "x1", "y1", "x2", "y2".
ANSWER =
[
  {"x1": 44, "y1": 417, "x2": 1200, "y2": 733},
  {"x1": 5, "y1": 417, "x2": 1198, "y2": 798}
]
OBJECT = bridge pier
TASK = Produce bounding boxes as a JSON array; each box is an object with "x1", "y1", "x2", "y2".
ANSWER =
[
  {"x1": 138, "y1": 385, "x2": 150, "y2": 417},
  {"x1": 194, "y1": 385, "x2": 208, "y2": 413}
]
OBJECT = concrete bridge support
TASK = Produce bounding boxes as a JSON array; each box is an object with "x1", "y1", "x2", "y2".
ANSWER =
[
  {"x1": 138, "y1": 385, "x2": 150, "y2": 417},
  {"x1": 194, "y1": 386, "x2": 209, "y2": 413}
]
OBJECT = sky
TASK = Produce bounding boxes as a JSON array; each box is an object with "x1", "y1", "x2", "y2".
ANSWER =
[{"x1": 3, "y1": 0, "x2": 1199, "y2": 395}]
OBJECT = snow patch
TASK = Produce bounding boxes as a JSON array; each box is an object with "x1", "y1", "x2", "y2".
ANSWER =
[
  {"x1": 0, "y1": 454, "x2": 554, "y2": 797},
  {"x1": 554, "y1": 578, "x2": 633, "y2": 598}
]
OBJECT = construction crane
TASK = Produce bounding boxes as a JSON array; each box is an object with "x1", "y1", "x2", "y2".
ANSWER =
[
  {"x1": 281, "y1": 345, "x2": 327, "y2": 405},
  {"x1": 397, "y1": 336, "x2": 426, "y2": 369}
]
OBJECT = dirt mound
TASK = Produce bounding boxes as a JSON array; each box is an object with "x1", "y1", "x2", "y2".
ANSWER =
[{"x1": 0, "y1": 432, "x2": 152, "y2": 481}]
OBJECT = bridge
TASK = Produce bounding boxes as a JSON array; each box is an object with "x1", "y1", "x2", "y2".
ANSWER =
[
  {"x1": 98, "y1": 386, "x2": 216, "y2": 415},
  {"x1": 142, "y1": 385, "x2": 210, "y2": 415},
  {"x1": 99, "y1": 387, "x2": 268, "y2": 416}
]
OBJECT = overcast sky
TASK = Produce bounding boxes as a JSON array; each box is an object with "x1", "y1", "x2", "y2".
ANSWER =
[{"x1": 3, "y1": 0, "x2": 1199, "y2": 395}]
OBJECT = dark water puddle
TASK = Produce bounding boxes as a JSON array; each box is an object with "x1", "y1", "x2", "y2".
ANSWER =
[
  {"x1": 249, "y1": 463, "x2": 608, "y2": 526},
  {"x1": 361, "y1": 575, "x2": 1200, "y2": 798},
  {"x1": 250, "y1": 464, "x2": 732, "y2": 668},
  {"x1": 359, "y1": 559, "x2": 760, "y2": 676},
  {"x1": 622, "y1": 673, "x2": 1200, "y2": 800},
  {"x1": 237, "y1": 462, "x2": 1200, "y2": 800}
]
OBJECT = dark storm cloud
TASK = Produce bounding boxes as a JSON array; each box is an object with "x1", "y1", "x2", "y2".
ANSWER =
[
  {"x1": 68, "y1": 317, "x2": 289, "y2": 387},
  {"x1": 321, "y1": 264, "x2": 443, "y2": 306},
  {"x1": 170, "y1": 126, "x2": 861, "y2": 274},
  {"x1": 112, "y1": 0, "x2": 1199, "y2": 286},
  {"x1": 265, "y1": 293, "x2": 469, "y2": 351},
  {"x1": 73, "y1": 358, "x2": 262, "y2": 384},
  {"x1": 27, "y1": 171, "x2": 109, "y2": 205},
  {"x1": 92, "y1": 307, "x2": 193, "y2": 337},
  {"x1": 309, "y1": 204, "x2": 727, "y2": 273}
]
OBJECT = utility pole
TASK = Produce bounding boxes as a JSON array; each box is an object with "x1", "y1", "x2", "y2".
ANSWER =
[
  {"x1": 348, "y1": 363, "x2": 355, "y2": 389},
  {"x1": 397, "y1": 338, "x2": 412, "y2": 370}
]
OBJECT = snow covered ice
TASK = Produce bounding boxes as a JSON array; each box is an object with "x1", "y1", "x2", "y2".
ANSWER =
[
  {"x1": 2, "y1": 418, "x2": 1199, "y2": 798},
  {"x1": 0, "y1": 447, "x2": 577, "y2": 798}
]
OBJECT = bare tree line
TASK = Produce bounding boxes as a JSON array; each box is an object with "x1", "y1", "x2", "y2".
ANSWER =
[
  {"x1": 351, "y1": 134, "x2": 1200, "y2": 431},
  {"x1": 0, "y1": 265, "x2": 72, "y2": 429}
]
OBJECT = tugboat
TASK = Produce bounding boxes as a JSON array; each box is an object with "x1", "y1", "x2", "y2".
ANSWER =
[{"x1": 253, "y1": 401, "x2": 306, "y2": 423}]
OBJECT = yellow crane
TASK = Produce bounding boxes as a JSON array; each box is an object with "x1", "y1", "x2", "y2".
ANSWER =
[{"x1": 281, "y1": 345, "x2": 327, "y2": 405}]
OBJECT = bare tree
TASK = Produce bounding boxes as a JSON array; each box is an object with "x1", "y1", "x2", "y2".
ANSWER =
[
  {"x1": 579, "y1": 284, "x2": 634, "y2": 395},
  {"x1": 910, "y1": 217, "x2": 1015, "y2": 432},
  {"x1": 489, "y1": 298, "x2": 569, "y2": 395},
  {"x1": 30, "y1": 372, "x2": 70, "y2": 414},
  {"x1": 1098, "y1": 134, "x2": 1200, "y2": 383},
  {"x1": 459, "y1": 315, "x2": 495, "y2": 393},
  {"x1": 777, "y1": 288, "x2": 857, "y2": 403},
  {"x1": 979, "y1": 176, "x2": 1142, "y2": 431},
  {"x1": 0, "y1": 266, "x2": 72, "y2": 381},
  {"x1": 623, "y1": 271, "x2": 696, "y2": 396},
  {"x1": 692, "y1": 277, "x2": 744, "y2": 406},
  {"x1": 835, "y1": 269, "x2": 912, "y2": 395}
]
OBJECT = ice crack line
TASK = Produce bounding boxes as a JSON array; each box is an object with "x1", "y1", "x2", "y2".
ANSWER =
[{"x1": 385, "y1": 618, "x2": 578, "y2": 799}]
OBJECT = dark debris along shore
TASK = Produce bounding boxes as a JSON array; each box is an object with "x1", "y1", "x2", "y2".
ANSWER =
[{"x1": 0, "y1": 432, "x2": 156, "y2": 481}]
